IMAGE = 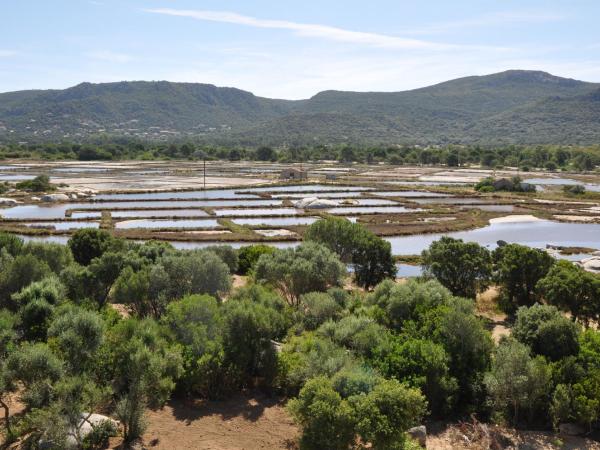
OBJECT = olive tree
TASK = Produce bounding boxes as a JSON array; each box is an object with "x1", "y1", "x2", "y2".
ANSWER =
[{"x1": 254, "y1": 242, "x2": 345, "y2": 307}]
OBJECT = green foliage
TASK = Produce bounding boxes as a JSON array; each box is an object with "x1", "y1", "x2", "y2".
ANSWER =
[
  {"x1": 350, "y1": 379, "x2": 427, "y2": 450},
  {"x1": 366, "y1": 278, "x2": 453, "y2": 330},
  {"x1": 372, "y1": 336, "x2": 457, "y2": 415},
  {"x1": 202, "y1": 245, "x2": 239, "y2": 273},
  {"x1": 512, "y1": 304, "x2": 580, "y2": 361},
  {"x1": 422, "y1": 237, "x2": 492, "y2": 298},
  {"x1": 22, "y1": 241, "x2": 74, "y2": 273},
  {"x1": 563, "y1": 184, "x2": 586, "y2": 195},
  {"x1": 7, "y1": 342, "x2": 64, "y2": 409},
  {"x1": 485, "y1": 338, "x2": 552, "y2": 426},
  {"x1": 493, "y1": 244, "x2": 555, "y2": 312},
  {"x1": 68, "y1": 228, "x2": 114, "y2": 266},
  {"x1": 300, "y1": 292, "x2": 343, "y2": 331},
  {"x1": 289, "y1": 376, "x2": 426, "y2": 450},
  {"x1": 288, "y1": 376, "x2": 356, "y2": 450},
  {"x1": 16, "y1": 174, "x2": 55, "y2": 192},
  {"x1": 48, "y1": 307, "x2": 105, "y2": 374},
  {"x1": 4, "y1": 71, "x2": 600, "y2": 146},
  {"x1": 254, "y1": 242, "x2": 345, "y2": 306},
  {"x1": 0, "y1": 254, "x2": 51, "y2": 308},
  {"x1": 318, "y1": 315, "x2": 387, "y2": 358},
  {"x1": 237, "y1": 244, "x2": 275, "y2": 275},
  {"x1": 305, "y1": 217, "x2": 396, "y2": 289},
  {"x1": 0, "y1": 232, "x2": 23, "y2": 256},
  {"x1": 537, "y1": 259, "x2": 600, "y2": 324}
]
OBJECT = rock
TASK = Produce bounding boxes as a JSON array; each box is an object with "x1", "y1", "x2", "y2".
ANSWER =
[
  {"x1": 294, "y1": 197, "x2": 339, "y2": 209},
  {"x1": 581, "y1": 257, "x2": 600, "y2": 273},
  {"x1": 31, "y1": 196, "x2": 40, "y2": 201},
  {"x1": 39, "y1": 413, "x2": 118, "y2": 449},
  {"x1": 65, "y1": 413, "x2": 119, "y2": 448},
  {"x1": 407, "y1": 425, "x2": 427, "y2": 448},
  {"x1": 41, "y1": 193, "x2": 69, "y2": 202},
  {"x1": 559, "y1": 422, "x2": 585, "y2": 436},
  {"x1": 0, "y1": 197, "x2": 18, "y2": 206}
]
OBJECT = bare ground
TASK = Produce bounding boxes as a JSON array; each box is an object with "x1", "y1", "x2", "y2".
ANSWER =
[
  {"x1": 110, "y1": 394, "x2": 298, "y2": 450},
  {"x1": 427, "y1": 421, "x2": 600, "y2": 449}
]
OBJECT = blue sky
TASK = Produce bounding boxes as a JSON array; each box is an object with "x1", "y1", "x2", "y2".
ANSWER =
[{"x1": 1, "y1": 0, "x2": 599, "y2": 98}]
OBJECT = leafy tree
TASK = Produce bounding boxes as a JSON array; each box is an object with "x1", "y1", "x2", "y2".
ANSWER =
[
  {"x1": 162, "y1": 295, "x2": 224, "y2": 397},
  {"x1": 351, "y1": 379, "x2": 427, "y2": 449},
  {"x1": 0, "y1": 254, "x2": 51, "y2": 308},
  {"x1": 367, "y1": 279, "x2": 453, "y2": 330},
  {"x1": 222, "y1": 299, "x2": 284, "y2": 388},
  {"x1": 428, "y1": 299, "x2": 493, "y2": 412},
  {"x1": 21, "y1": 242, "x2": 73, "y2": 273},
  {"x1": 372, "y1": 336, "x2": 457, "y2": 415},
  {"x1": 493, "y1": 244, "x2": 554, "y2": 311},
  {"x1": 0, "y1": 232, "x2": 23, "y2": 256},
  {"x1": 159, "y1": 251, "x2": 232, "y2": 300},
  {"x1": 202, "y1": 246, "x2": 239, "y2": 273},
  {"x1": 485, "y1": 338, "x2": 551, "y2": 426},
  {"x1": 16, "y1": 174, "x2": 55, "y2": 192},
  {"x1": 550, "y1": 384, "x2": 572, "y2": 431},
  {"x1": 12, "y1": 275, "x2": 66, "y2": 307},
  {"x1": 86, "y1": 251, "x2": 126, "y2": 307},
  {"x1": 256, "y1": 146, "x2": 276, "y2": 161},
  {"x1": 318, "y1": 315, "x2": 386, "y2": 358},
  {"x1": 512, "y1": 304, "x2": 580, "y2": 361},
  {"x1": 68, "y1": 228, "x2": 114, "y2": 266},
  {"x1": 422, "y1": 237, "x2": 492, "y2": 298},
  {"x1": 278, "y1": 334, "x2": 354, "y2": 394},
  {"x1": 254, "y1": 242, "x2": 345, "y2": 307},
  {"x1": 102, "y1": 319, "x2": 183, "y2": 443},
  {"x1": 19, "y1": 299, "x2": 55, "y2": 342},
  {"x1": 300, "y1": 292, "x2": 343, "y2": 331},
  {"x1": 305, "y1": 217, "x2": 395, "y2": 289},
  {"x1": 288, "y1": 376, "x2": 356, "y2": 450},
  {"x1": 352, "y1": 232, "x2": 396, "y2": 289},
  {"x1": 537, "y1": 259, "x2": 600, "y2": 324},
  {"x1": 237, "y1": 244, "x2": 275, "y2": 275},
  {"x1": 304, "y1": 216, "x2": 358, "y2": 262},
  {"x1": 7, "y1": 342, "x2": 64, "y2": 409},
  {"x1": 48, "y1": 307, "x2": 105, "y2": 374}
]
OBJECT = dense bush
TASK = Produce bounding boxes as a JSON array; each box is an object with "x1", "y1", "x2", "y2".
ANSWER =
[{"x1": 2, "y1": 228, "x2": 600, "y2": 446}]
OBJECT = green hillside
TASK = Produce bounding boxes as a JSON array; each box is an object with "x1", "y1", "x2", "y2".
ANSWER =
[{"x1": 0, "y1": 70, "x2": 598, "y2": 144}]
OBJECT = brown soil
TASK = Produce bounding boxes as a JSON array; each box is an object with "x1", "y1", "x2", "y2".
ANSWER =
[
  {"x1": 111, "y1": 394, "x2": 298, "y2": 450},
  {"x1": 476, "y1": 287, "x2": 511, "y2": 343},
  {"x1": 427, "y1": 421, "x2": 600, "y2": 449}
]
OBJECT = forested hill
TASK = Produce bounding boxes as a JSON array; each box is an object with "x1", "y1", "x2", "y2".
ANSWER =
[{"x1": 1, "y1": 70, "x2": 599, "y2": 145}]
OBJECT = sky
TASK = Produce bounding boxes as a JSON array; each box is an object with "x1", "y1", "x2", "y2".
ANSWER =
[{"x1": 1, "y1": 0, "x2": 599, "y2": 99}]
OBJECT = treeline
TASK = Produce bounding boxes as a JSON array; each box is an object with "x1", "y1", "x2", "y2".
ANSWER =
[
  {"x1": 1, "y1": 139, "x2": 599, "y2": 171},
  {"x1": 1, "y1": 218, "x2": 600, "y2": 448}
]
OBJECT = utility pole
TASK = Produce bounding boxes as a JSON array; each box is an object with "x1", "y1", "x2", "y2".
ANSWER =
[{"x1": 203, "y1": 158, "x2": 206, "y2": 190}]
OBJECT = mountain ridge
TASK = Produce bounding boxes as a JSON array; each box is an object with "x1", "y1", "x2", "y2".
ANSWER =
[{"x1": 1, "y1": 70, "x2": 598, "y2": 145}]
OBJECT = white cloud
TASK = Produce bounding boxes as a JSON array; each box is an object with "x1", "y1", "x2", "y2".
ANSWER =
[
  {"x1": 0, "y1": 50, "x2": 17, "y2": 57},
  {"x1": 144, "y1": 8, "x2": 502, "y2": 51},
  {"x1": 86, "y1": 50, "x2": 133, "y2": 63},
  {"x1": 404, "y1": 11, "x2": 565, "y2": 35}
]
